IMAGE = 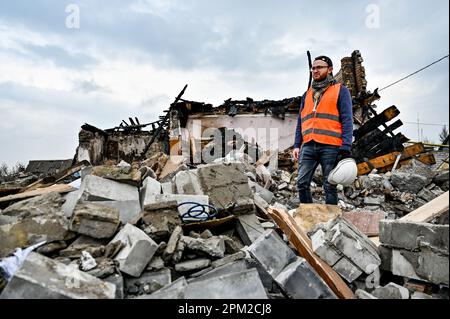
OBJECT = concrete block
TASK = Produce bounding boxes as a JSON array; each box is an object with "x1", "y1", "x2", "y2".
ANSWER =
[
  {"x1": 247, "y1": 230, "x2": 297, "y2": 278},
  {"x1": 371, "y1": 282, "x2": 410, "y2": 299},
  {"x1": 275, "y1": 257, "x2": 337, "y2": 299},
  {"x1": 249, "y1": 181, "x2": 274, "y2": 203},
  {"x1": 93, "y1": 200, "x2": 141, "y2": 224},
  {"x1": 174, "y1": 169, "x2": 203, "y2": 195},
  {"x1": 141, "y1": 201, "x2": 182, "y2": 239},
  {"x1": 311, "y1": 229, "x2": 342, "y2": 266},
  {"x1": 125, "y1": 269, "x2": 171, "y2": 295},
  {"x1": 211, "y1": 251, "x2": 246, "y2": 269},
  {"x1": 175, "y1": 258, "x2": 211, "y2": 272},
  {"x1": 0, "y1": 252, "x2": 116, "y2": 299},
  {"x1": 197, "y1": 163, "x2": 255, "y2": 214},
  {"x1": 161, "y1": 182, "x2": 174, "y2": 194},
  {"x1": 391, "y1": 172, "x2": 428, "y2": 194},
  {"x1": 80, "y1": 175, "x2": 139, "y2": 202},
  {"x1": 327, "y1": 218, "x2": 381, "y2": 274},
  {"x1": 184, "y1": 268, "x2": 268, "y2": 299},
  {"x1": 143, "y1": 194, "x2": 210, "y2": 222},
  {"x1": 143, "y1": 277, "x2": 188, "y2": 299},
  {"x1": 378, "y1": 245, "x2": 393, "y2": 272},
  {"x1": 236, "y1": 214, "x2": 266, "y2": 246},
  {"x1": 109, "y1": 223, "x2": 158, "y2": 277},
  {"x1": 380, "y1": 220, "x2": 449, "y2": 253},
  {"x1": 62, "y1": 190, "x2": 83, "y2": 218},
  {"x1": 162, "y1": 225, "x2": 183, "y2": 262},
  {"x1": 104, "y1": 273, "x2": 124, "y2": 299},
  {"x1": 180, "y1": 236, "x2": 225, "y2": 258},
  {"x1": 392, "y1": 248, "x2": 449, "y2": 285},
  {"x1": 70, "y1": 201, "x2": 120, "y2": 239},
  {"x1": 332, "y1": 257, "x2": 363, "y2": 283},
  {"x1": 140, "y1": 176, "x2": 162, "y2": 206},
  {"x1": 189, "y1": 259, "x2": 248, "y2": 283}
]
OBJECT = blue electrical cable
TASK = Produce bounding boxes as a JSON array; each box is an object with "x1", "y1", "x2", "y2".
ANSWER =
[{"x1": 178, "y1": 202, "x2": 218, "y2": 223}]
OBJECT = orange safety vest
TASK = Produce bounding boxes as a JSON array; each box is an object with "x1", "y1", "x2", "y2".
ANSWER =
[{"x1": 300, "y1": 83, "x2": 343, "y2": 147}]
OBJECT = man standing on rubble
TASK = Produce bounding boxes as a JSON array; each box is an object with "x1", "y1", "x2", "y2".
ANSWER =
[{"x1": 293, "y1": 55, "x2": 353, "y2": 205}]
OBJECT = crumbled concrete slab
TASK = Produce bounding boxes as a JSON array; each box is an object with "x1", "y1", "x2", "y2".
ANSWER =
[
  {"x1": 310, "y1": 229, "x2": 342, "y2": 266},
  {"x1": 125, "y1": 269, "x2": 171, "y2": 296},
  {"x1": 174, "y1": 169, "x2": 203, "y2": 195},
  {"x1": 391, "y1": 248, "x2": 449, "y2": 286},
  {"x1": 390, "y1": 172, "x2": 428, "y2": 194},
  {"x1": 371, "y1": 282, "x2": 410, "y2": 299},
  {"x1": 139, "y1": 176, "x2": 162, "y2": 207},
  {"x1": 143, "y1": 194, "x2": 210, "y2": 221},
  {"x1": 142, "y1": 277, "x2": 188, "y2": 299},
  {"x1": 248, "y1": 230, "x2": 297, "y2": 278},
  {"x1": 189, "y1": 259, "x2": 249, "y2": 283},
  {"x1": 104, "y1": 273, "x2": 124, "y2": 299},
  {"x1": 70, "y1": 201, "x2": 120, "y2": 239},
  {"x1": 0, "y1": 193, "x2": 73, "y2": 258},
  {"x1": 80, "y1": 175, "x2": 139, "y2": 202},
  {"x1": 197, "y1": 163, "x2": 255, "y2": 214},
  {"x1": 162, "y1": 225, "x2": 183, "y2": 262},
  {"x1": 146, "y1": 256, "x2": 165, "y2": 271},
  {"x1": 180, "y1": 235, "x2": 226, "y2": 259},
  {"x1": 0, "y1": 252, "x2": 116, "y2": 299},
  {"x1": 175, "y1": 258, "x2": 211, "y2": 272},
  {"x1": 249, "y1": 180, "x2": 274, "y2": 204},
  {"x1": 379, "y1": 220, "x2": 449, "y2": 253},
  {"x1": 161, "y1": 182, "x2": 174, "y2": 195},
  {"x1": 211, "y1": 251, "x2": 246, "y2": 269},
  {"x1": 236, "y1": 214, "x2": 266, "y2": 246},
  {"x1": 332, "y1": 257, "x2": 363, "y2": 283},
  {"x1": 62, "y1": 190, "x2": 83, "y2": 218},
  {"x1": 184, "y1": 268, "x2": 268, "y2": 299},
  {"x1": 275, "y1": 256, "x2": 337, "y2": 299},
  {"x1": 109, "y1": 223, "x2": 158, "y2": 277},
  {"x1": 92, "y1": 165, "x2": 141, "y2": 186},
  {"x1": 141, "y1": 201, "x2": 181, "y2": 239},
  {"x1": 93, "y1": 200, "x2": 141, "y2": 224}
]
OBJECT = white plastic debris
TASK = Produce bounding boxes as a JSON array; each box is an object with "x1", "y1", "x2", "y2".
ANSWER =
[
  {"x1": 0, "y1": 241, "x2": 46, "y2": 281},
  {"x1": 80, "y1": 251, "x2": 97, "y2": 271}
]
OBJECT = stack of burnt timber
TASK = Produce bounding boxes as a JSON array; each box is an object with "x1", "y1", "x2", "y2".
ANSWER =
[{"x1": 335, "y1": 50, "x2": 437, "y2": 175}]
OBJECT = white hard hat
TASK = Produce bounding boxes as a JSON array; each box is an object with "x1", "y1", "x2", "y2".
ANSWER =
[{"x1": 328, "y1": 158, "x2": 358, "y2": 186}]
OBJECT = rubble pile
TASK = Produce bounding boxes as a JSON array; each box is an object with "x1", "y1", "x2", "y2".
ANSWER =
[{"x1": 0, "y1": 50, "x2": 448, "y2": 299}]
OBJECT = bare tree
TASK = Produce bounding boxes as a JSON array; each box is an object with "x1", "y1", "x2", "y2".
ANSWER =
[{"x1": 439, "y1": 126, "x2": 449, "y2": 144}]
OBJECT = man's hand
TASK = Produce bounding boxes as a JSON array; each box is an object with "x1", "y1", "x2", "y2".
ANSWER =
[
  {"x1": 293, "y1": 147, "x2": 300, "y2": 161},
  {"x1": 335, "y1": 149, "x2": 352, "y2": 165}
]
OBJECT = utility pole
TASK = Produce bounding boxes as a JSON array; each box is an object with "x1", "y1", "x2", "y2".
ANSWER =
[{"x1": 417, "y1": 113, "x2": 420, "y2": 142}]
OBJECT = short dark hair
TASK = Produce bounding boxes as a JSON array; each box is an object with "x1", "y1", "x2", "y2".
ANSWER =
[{"x1": 314, "y1": 55, "x2": 333, "y2": 67}]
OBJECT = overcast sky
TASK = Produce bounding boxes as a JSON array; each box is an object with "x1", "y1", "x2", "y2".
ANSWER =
[{"x1": 0, "y1": 0, "x2": 449, "y2": 167}]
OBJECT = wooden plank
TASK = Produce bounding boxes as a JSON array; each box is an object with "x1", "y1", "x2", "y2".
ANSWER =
[
  {"x1": 357, "y1": 151, "x2": 400, "y2": 175},
  {"x1": 0, "y1": 184, "x2": 75, "y2": 203},
  {"x1": 400, "y1": 191, "x2": 449, "y2": 223},
  {"x1": 415, "y1": 153, "x2": 436, "y2": 165},
  {"x1": 267, "y1": 207, "x2": 355, "y2": 299},
  {"x1": 358, "y1": 143, "x2": 426, "y2": 175}
]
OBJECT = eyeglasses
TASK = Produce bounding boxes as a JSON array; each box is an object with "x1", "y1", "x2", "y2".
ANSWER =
[{"x1": 311, "y1": 66, "x2": 329, "y2": 71}]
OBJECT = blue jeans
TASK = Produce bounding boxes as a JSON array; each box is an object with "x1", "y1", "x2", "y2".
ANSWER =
[{"x1": 297, "y1": 141, "x2": 339, "y2": 205}]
